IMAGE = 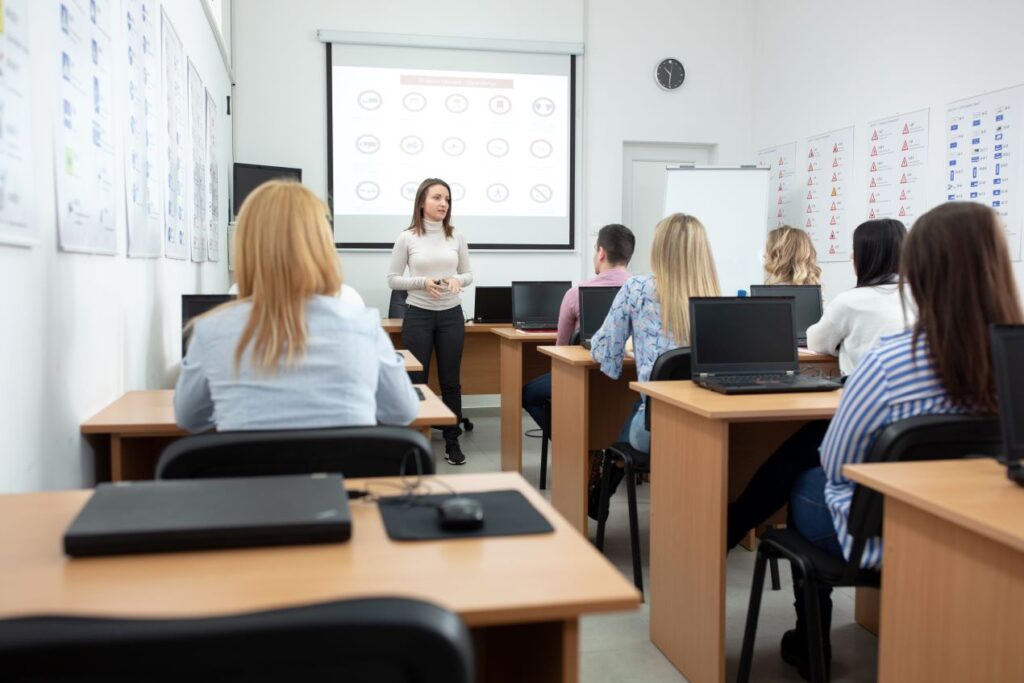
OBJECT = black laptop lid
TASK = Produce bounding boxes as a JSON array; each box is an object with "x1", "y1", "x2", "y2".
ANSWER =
[
  {"x1": 64, "y1": 474, "x2": 351, "y2": 557},
  {"x1": 579, "y1": 286, "x2": 621, "y2": 344},
  {"x1": 511, "y1": 281, "x2": 571, "y2": 328},
  {"x1": 474, "y1": 286, "x2": 513, "y2": 323},
  {"x1": 992, "y1": 325, "x2": 1024, "y2": 462},
  {"x1": 182, "y1": 294, "x2": 235, "y2": 355},
  {"x1": 749, "y1": 285, "x2": 823, "y2": 341},
  {"x1": 690, "y1": 297, "x2": 799, "y2": 376}
]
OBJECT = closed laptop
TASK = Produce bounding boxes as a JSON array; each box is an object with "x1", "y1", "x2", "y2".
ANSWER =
[{"x1": 64, "y1": 474, "x2": 351, "y2": 557}]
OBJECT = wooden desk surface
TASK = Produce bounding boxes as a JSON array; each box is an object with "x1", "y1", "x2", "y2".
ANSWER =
[
  {"x1": 81, "y1": 385, "x2": 456, "y2": 436},
  {"x1": 396, "y1": 348, "x2": 422, "y2": 372},
  {"x1": 630, "y1": 380, "x2": 842, "y2": 420},
  {"x1": 538, "y1": 345, "x2": 635, "y2": 367},
  {"x1": 0, "y1": 473, "x2": 640, "y2": 628},
  {"x1": 845, "y1": 459, "x2": 1024, "y2": 554},
  {"x1": 797, "y1": 348, "x2": 838, "y2": 364},
  {"x1": 381, "y1": 319, "x2": 512, "y2": 334},
  {"x1": 492, "y1": 328, "x2": 559, "y2": 342}
]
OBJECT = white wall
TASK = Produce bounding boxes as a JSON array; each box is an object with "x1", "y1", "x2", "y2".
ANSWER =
[
  {"x1": 0, "y1": 1, "x2": 232, "y2": 493},
  {"x1": 751, "y1": 0, "x2": 1024, "y2": 297}
]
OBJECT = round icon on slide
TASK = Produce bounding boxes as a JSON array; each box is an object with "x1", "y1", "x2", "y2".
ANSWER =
[
  {"x1": 529, "y1": 139, "x2": 553, "y2": 159},
  {"x1": 445, "y1": 94, "x2": 469, "y2": 114},
  {"x1": 402, "y1": 92, "x2": 427, "y2": 112},
  {"x1": 401, "y1": 182, "x2": 419, "y2": 201},
  {"x1": 486, "y1": 138, "x2": 510, "y2": 158},
  {"x1": 486, "y1": 183, "x2": 509, "y2": 203},
  {"x1": 532, "y1": 97, "x2": 555, "y2": 117},
  {"x1": 355, "y1": 134, "x2": 380, "y2": 154},
  {"x1": 355, "y1": 181, "x2": 380, "y2": 201},
  {"x1": 529, "y1": 184, "x2": 553, "y2": 203},
  {"x1": 450, "y1": 183, "x2": 466, "y2": 201},
  {"x1": 357, "y1": 90, "x2": 383, "y2": 111},
  {"x1": 489, "y1": 95, "x2": 512, "y2": 115},
  {"x1": 442, "y1": 137, "x2": 466, "y2": 156},
  {"x1": 400, "y1": 135, "x2": 424, "y2": 155}
]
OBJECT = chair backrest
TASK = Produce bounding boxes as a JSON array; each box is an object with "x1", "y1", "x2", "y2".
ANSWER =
[
  {"x1": 156, "y1": 426, "x2": 434, "y2": 480},
  {"x1": 0, "y1": 598, "x2": 474, "y2": 683},
  {"x1": 844, "y1": 414, "x2": 1001, "y2": 575},
  {"x1": 644, "y1": 347, "x2": 692, "y2": 430},
  {"x1": 388, "y1": 290, "x2": 409, "y2": 319}
]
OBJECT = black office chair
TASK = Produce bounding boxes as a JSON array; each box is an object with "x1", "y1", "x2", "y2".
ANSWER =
[
  {"x1": 0, "y1": 598, "x2": 474, "y2": 683},
  {"x1": 736, "y1": 414, "x2": 1002, "y2": 683},
  {"x1": 388, "y1": 290, "x2": 409, "y2": 319},
  {"x1": 156, "y1": 426, "x2": 434, "y2": 480},
  {"x1": 538, "y1": 330, "x2": 581, "y2": 490}
]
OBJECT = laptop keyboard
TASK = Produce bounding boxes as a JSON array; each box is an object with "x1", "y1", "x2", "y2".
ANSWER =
[{"x1": 710, "y1": 374, "x2": 797, "y2": 385}]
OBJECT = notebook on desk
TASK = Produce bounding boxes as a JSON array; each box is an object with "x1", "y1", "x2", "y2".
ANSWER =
[
  {"x1": 473, "y1": 286, "x2": 513, "y2": 323},
  {"x1": 991, "y1": 325, "x2": 1024, "y2": 485},
  {"x1": 578, "y1": 286, "x2": 621, "y2": 349},
  {"x1": 689, "y1": 297, "x2": 841, "y2": 395},
  {"x1": 511, "y1": 281, "x2": 571, "y2": 331},
  {"x1": 64, "y1": 474, "x2": 352, "y2": 557}
]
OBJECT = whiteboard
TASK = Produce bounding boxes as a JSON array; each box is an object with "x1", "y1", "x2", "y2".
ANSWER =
[{"x1": 662, "y1": 167, "x2": 770, "y2": 296}]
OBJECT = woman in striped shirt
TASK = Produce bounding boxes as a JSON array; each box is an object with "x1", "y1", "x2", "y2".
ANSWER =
[{"x1": 782, "y1": 202, "x2": 1022, "y2": 679}]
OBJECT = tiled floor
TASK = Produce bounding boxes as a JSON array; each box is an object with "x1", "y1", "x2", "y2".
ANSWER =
[{"x1": 433, "y1": 413, "x2": 879, "y2": 683}]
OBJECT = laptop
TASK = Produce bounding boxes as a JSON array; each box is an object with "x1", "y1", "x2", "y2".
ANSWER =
[
  {"x1": 749, "y1": 285, "x2": 823, "y2": 347},
  {"x1": 578, "y1": 286, "x2": 621, "y2": 349},
  {"x1": 64, "y1": 474, "x2": 352, "y2": 557},
  {"x1": 991, "y1": 324, "x2": 1024, "y2": 486},
  {"x1": 689, "y1": 297, "x2": 842, "y2": 394},
  {"x1": 511, "y1": 281, "x2": 571, "y2": 331},
  {"x1": 182, "y1": 294, "x2": 235, "y2": 356},
  {"x1": 473, "y1": 286, "x2": 513, "y2": 323}
]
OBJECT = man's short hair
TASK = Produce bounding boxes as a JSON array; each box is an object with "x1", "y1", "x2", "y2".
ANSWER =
[{"x1": 596, "y1": 224, "x2": 635, "y2": 266}]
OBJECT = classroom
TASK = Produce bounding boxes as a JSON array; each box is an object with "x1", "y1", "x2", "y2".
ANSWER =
[{"x1": 1, "y1": 1, "x2": 1023, "y2": 681}]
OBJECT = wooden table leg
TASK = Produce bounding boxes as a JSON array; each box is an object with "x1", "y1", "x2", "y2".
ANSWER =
[
  {"x1": 473, "y1": 619, "x2": 579, "y2": 683},
  {"x1": 551, "y1": 361, "x2": 589, "y2": 534},
  {"x1": 499, "y1": 338, "x2": 524, "y2": 473},
  {"x1": 855, "y1": 587, "x2": 879, "y2": 635},
  {"x1": 111, "y1": 436, "x2": 177, "y2": 482}
]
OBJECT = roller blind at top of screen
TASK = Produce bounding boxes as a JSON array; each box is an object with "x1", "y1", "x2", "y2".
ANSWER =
[{"x1": 326, "y1": 42, "x2": 575, "y2": 250}]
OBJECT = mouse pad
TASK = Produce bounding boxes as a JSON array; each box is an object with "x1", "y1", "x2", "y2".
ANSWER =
[{"x1": 377, "y1": 490, "x2": 554, "y2": 541}]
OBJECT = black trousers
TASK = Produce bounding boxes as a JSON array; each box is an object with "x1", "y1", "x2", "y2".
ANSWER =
[{"x1": 402, "y1": 304, "x2": 465, "y2": 446}]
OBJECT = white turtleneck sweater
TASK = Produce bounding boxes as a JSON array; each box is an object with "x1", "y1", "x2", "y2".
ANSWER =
[{"x1": 387, "y1": 220, "x2": 473, "y2": 311}]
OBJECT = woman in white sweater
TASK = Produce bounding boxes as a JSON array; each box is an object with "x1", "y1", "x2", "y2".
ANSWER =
[
  {"x1": 806, "y1": 218, "x2": 916, "y2": 376},
  {"x1": 387, "y1": 178, "x2": 473, "y2": 465}
]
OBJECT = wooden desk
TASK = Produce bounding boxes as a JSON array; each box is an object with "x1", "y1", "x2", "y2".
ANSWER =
[
  {"x1": 81, "y1": 387, "x2": 457, "y2": 482},
  {"x1": 845, "y1": 459, "x2": 1024, "y2": 683},
  {"x1": 397, "y1": 348, "x2": 423, "y2": 373},
  {"x1": 382, "y1": 319, "x2": 510, "y2": 394},
  {"x1": 0, "y1": 472, "x2": 640, "y2": 683},
  {"x1": 540, "y1": 346, "x2": 637, "y2": 534},
  {"x1": 630, "y1": 380, "x2": 845, "y2": 683},
  {"x1": 492, "y1": 328, "x2": 559, "y2": 472}
]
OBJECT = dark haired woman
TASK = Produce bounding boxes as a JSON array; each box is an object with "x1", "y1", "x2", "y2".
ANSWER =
[
  {"x1": 780, "y1": 202, "x2": 1024, "y2": 678},
  {"x1": 806, "y1": 218, "x2": 914, "y2": 376},
  {"x1": 387, "y1": 178, "x2": 473, "y2": 465}
]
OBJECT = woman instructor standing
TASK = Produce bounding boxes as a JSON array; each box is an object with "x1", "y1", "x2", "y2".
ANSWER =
[{"x1": 387, "y1": 178, "x2": 473, "y2": 465}]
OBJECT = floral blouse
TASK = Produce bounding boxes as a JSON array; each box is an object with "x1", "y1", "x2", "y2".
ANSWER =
[{"x1": 590, "y1": 275, "x2": 681, "y2": 383}]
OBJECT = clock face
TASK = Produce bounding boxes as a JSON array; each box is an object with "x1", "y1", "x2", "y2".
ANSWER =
[{"x1": 656, "y1": 58, "x2": 685, "y2": 90}]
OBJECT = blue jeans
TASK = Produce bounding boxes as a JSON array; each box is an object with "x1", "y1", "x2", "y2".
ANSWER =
[
  {"x1": 789, "y1": 466, "x2": 843, "y2": 637},
  {"x1": 620, "y1": 399, "x2": 643, "y2": 446},
  {"x1": 522, "y1": 373, "x2": 551, "y2": 431}
]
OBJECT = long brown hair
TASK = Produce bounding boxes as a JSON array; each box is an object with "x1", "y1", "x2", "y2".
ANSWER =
[
  {"x1": 650, "y1": 213, "x2": 721, "y2": 344},
  {"x1": 233, "y1": 180, "x2": 342, "y2": 373},
  {"x1": 408, "y1": 178, "x2": 453, "y2": 238},
  {"x1": 763, "y1": 225, "x2": 822, "y2": 285},
  {"x1": 901, "y1": 202, "x2": 1023, "y2": 413}
]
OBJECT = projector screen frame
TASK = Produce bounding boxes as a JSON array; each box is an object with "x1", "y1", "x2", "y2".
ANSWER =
[{"x1": 325, "y1": 41, "x2": 577, "y2": 252}]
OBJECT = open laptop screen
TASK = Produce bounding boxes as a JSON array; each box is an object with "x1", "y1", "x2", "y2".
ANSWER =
[
  {"x1": 992, "y1": 324, "x2": 1024, "y2": 461},
  {"x1": 474, "y1": 286, "x2": 513, "y2": 323},
  {"x1": 690, "y1": 297, "x2": 798, "y2": 374},
  {"x1": 578, "y1": 286, "x2": 621, "y2": 344},
  {"x1": 182, "y1": 294, "x2": 235, "y2": 355},
  {"x1": 749, "y1": 285, "x2": 822, "y2": 342},
  {"x1": 511, "y1": 281, "x2": 571, "y2": 328}
]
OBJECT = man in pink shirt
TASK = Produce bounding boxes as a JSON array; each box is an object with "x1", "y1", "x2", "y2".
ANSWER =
[{"x1": 523, "y1": 224, "x2": 635, "y2": 432}]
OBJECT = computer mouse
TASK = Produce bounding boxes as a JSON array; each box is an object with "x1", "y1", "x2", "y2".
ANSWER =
[{"x1": 437, "y1": 497, "x2": 484, "y2": 530}]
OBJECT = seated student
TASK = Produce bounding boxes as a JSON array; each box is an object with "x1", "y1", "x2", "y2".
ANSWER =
[
  {"x1": 521, "y1": 224, "x2": 636, "y2": 433},
  {"x1": 806, "y1": 218, "x2": 914, "y2": 376},
  {"x1": 590, "y1": 213, "x2": 720, "y2": 490},
  {"x1": 763, "y1": 225, "x2": 823, "y2": 287},
  {"x1": 174, "y1": 180, "x2": 418, "y2": 432},
  {"x1": 780, "y1": 202, "x2": 1022, "y2": 679}
]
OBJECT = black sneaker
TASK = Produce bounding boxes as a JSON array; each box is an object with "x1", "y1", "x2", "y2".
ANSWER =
[
  {"x1": 445, "y1": 443, "x2": 466, "y2": 466},
  {"x1": 587, "y1": 463, "x2": 625, "y2": 521},
  {"x1": 780, "y1": 629, "x2": 831, "y2": 682}
]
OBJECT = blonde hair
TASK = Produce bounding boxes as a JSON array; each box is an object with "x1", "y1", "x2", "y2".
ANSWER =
[
  {"x1": 763, "y1": 226, "x2": 822, "y2": 285},
  {"x1": 232, "y1": 180, "x2": 341, "y2": 373},
  {"x1": 650, "y1": 213, "x2": 721, "y2": 345}
]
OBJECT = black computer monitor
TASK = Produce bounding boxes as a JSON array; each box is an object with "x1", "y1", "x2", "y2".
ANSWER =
[
  {"x1": 182, "y1": 294, "x2": 235, "y2": 356},
  {"x1": 473, "y1": 286, "x2": 513, "y2": 323},
  {"x1": 689, "y1": 297, "x2": 798, "y2": 375},
  {"x1": 510, "y1": 281, "x2": 571, "y2": 330},
  {"x1": 578, "y1": 286, "x2": 621, "y2": 346},
  {"x1": 749, "y1": 285, "x2": 822, "y2": 344},
  {"x1": 992, "y1": 325, "x2": 1024, "y2": 465},
  {"x1": 233, "y1": 163, "x2": 302, "y2": 217}
]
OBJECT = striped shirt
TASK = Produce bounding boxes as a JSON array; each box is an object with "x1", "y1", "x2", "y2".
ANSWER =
[{"x1": 821, "y1": 330, "x2": 967, "y2": 568}]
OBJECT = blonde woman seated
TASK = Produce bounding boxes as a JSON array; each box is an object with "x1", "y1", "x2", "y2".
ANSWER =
[
  {"x1": 175, "y1": 180, "x2": 419, "y2": 432},
  {"x1": 763, "y1": 225, "x2": 822, "y2": 288}
]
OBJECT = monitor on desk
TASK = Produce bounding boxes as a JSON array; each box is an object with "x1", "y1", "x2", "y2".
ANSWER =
[
  {"x1": 233, "y1": 163, "x2": 302, "y2": 217},
  {"x1": 473, "y1": 286, "x2": 512, "y2": 323},
  {"x1": 749, "y1": 285, "x2": 822, "y2": 346},
  {"x1": 511, "y1": 281, "x2": 571, "y2": 330},
  {"x1": 182, "y1": 294, "x2": 235, "y2": 356},
  {"x1": 992, "y1": 325, "x2": 1024, "y2": 469}
]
